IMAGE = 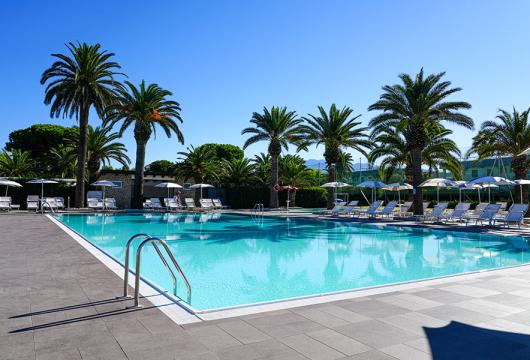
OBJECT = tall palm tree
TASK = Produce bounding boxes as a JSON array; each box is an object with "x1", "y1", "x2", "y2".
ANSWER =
[
  {"x1": 336, "y1": 150, "x2": 355, "y2": 182},
  {"x1": 369, "y1": 69, "x2": 473, "y2": 214},
  {"x1": 242, "y1": 106, "x2": 303, "y2": 208},
  {"x1": 298, "y1": 104, "x2": 371, "y2": 208},
  {"x1": 85, "y1": 126, "x2": 130, "y2": 184},
  {"x1": 176, "y1": 145, "x2": 219, "y2": 184},
  {"x1": 369, "y1": 123, "x2": 463, "y2": 182},
  {"x1": 49, "y1": 145, "x2": 77, "y2": 178},
  {"x1": 41, "y1": 42, "x2": 124, "y2": 207},
  {"x1": 468, "y1": 108, "x2": 530, "y2": 202},
  {"x1": 0, "y1": 149, "x2": 34, "y2": 177},
  {"x1": 105, "y1": 81, "x2": 184, "y2": 208},
  {"x1": 279, "y1": 154, "x2": 313, "y2": 206}
]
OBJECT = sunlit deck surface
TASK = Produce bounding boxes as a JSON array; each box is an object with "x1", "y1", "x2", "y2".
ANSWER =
[{"x1": 2, "y1": 214, "x2": 530, "y2": 359}]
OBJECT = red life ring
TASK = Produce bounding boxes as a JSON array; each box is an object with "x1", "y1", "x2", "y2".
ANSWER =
[{"x1": 273, "y1": 184, "x2": 281, "y2": 192}]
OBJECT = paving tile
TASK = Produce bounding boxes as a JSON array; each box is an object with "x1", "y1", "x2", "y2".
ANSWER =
[
  {"x1": 246, "y1": 339, "x2": 293, "y2": 358},
  {"x1": 318, "y1": 305, "x2": 370, "y2": 324},
  {"x1": 335, "y1": 320, "x2": 418, "y2": 348},
  {"x1": 291, "y1": 307, "x2": 351, "y2": 328},
  {"x1": 377, "y1": 293, "x2": 442, "y2": 311},
  {"x1": 341, "y1": 350, "x2": 397, "y2": 359},
  {"x1": 280, "y1": 333, "x2": 344, "y2": 360},
  {"x1": 186, "y1": 324, "x2": 242, "y2": 350},
  {"x1": 340, "y1": 299, "x2": 410, "y2": 318},
  {"x1": 215, "y1": 344, "x2": 262, "y2": 360},
  {"x1": 379, "y1": 312, "x2": 448, "y2": 335},
  {"x1": 439, "y1": 284, "x2": 501, "y2": 298},
  {"x1": 0, "y1": 332, "x2": 36, "y2": 360},
  {"x1": 306, "y1": 328, "x2": 372, "y2": 356},
  {"x1": 420, "y1": 304, "x2": 494, "y2": 324},
  {"x1": 216, "y1": 319, "x2": 270, "y2": 344},
  {"x1": 36, "y1": 349, "x2": 82, "y2": 360},
  {"x1": 411, "y1": 288, "x2": 473, "y2": 304},
  {"x1": 454, "y1": 299, "x2": 525, "y2": 318},
  {"x1": 380, "y1": 344, "x2": 430, "y2": 360}
]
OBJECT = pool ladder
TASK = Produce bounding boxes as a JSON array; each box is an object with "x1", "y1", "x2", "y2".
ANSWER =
[
  {"x1": 252, "y1": 203, "x2": 264, "y2": 216},
  {"x1": 122, "y1": 234, "x2": 191, "y2": 308}
]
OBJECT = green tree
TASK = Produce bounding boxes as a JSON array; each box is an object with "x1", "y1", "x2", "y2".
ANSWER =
[
  {"x1": 242, "y1": 106, "x2": 303, "y2": 208},
  {"x1": 222, "y1": 158, "x2": 256, "y2": 187},
  {"x1": 369, "y1": 69, "x2": 473, "y2": 214},
  {"x1": 0, "y1": 149, "x2": 35, "y2": 177},
  {"x1": 252, "y1": 152, "x2": 271, "y2": 185},
  {"x1": 146, "y1": 160, "x2": 177, "y2": 174},
  {"x1": 49, "y1": 145, "x2": 77, "y2": 178},
  {"x1": 105, "y1": 80, "x2": 184, "y2": 208},
  {"x1": 85, "y1": 126, "x2": 130, "y2": 184},
  {"x1": 6, "y1": 124, "x2": 79, "y2": 174},
  {"x1": 369, "y1": 123, "x2": 463, "y2": 183},
  {"x1": 176, "y1": 145, "x2": 219, "y2": 183},
  {"x1": 41, "y1": 42, "x2": 123, "y2": 207},
  {"x1": 298, "y1": 104, "x2": 371, "y2": 208},
  {"x1": 197, "y1": 144, "x2": 244, "y2": 163},
  {"x1": 468, "y1": 107, "x2": 530, "y2": 202},
  {"x1": 336, "y1": 151, "x2": 354, "y2": 182},
  {"x1": 279, "y1": 154, "x2": 313, "y2": 187}
]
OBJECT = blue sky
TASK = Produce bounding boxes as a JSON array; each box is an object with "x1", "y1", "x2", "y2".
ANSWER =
[{"x1": 1, "y1": 0, "x2": 530, "y2": 166}]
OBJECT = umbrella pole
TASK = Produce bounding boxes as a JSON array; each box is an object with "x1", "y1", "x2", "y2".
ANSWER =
[
  {"x1": 521, "y1": 184, "x2": 523, "y2": 204},
  {"x1": 398, "y1": 190, "x2": 401, "y2": 212},
  {"x1": 488, "y1": 187, "x2": 491, "y2": 203},
  {"x1": 478, "y1": 188, "x2": 481, "y2": 203},
  {"x1": 437, "y1": 187, "x2": 440, "y2": 204},
  {"x1": 41, "y1": 183, "x2": 44, "y2": 199},
  {"x1": 459, "y1": 189, "x2": 462, "y2": 203},
  {"x1": 5, "y1": 186, "x2": 7, "y2": 196}
]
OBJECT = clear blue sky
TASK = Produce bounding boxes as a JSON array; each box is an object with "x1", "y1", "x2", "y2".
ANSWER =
[{"x1": 1, "y1": 0, "x2": 530, "y2": 166}]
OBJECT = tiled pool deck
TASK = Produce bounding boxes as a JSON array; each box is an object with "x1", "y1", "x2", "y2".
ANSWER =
[{"x1": 3, "y1": 214, "x2": 530, "y2": 359}]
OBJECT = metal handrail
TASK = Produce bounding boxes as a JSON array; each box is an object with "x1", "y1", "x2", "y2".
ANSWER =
[
  {"x1": 252, "y1": 203, "x2": 264, "y2": 216},
  {"x1": 122, "y1": 234, "x2": 192, "y2": 308},
  {"x1": 40, "y1": 200, "x2": 55, "y2": 214}
]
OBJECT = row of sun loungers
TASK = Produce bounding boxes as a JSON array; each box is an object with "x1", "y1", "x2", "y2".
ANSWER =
[
  {"x1": 322, "y1": 200, "x2": 529, "y2": 228},
  {"x1": 143, "y1": 197, "x2": 228, "y2": 212}
]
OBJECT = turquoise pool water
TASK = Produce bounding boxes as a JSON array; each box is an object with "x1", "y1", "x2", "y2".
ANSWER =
[{"x1": 55, "y1": 212, "x2": 530, "y2": 311}]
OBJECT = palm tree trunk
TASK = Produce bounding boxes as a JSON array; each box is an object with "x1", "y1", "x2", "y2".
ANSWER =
[
  {"x1": 87, "y1": 158, "x2": 99, "y2": 185},
  {"x1": 411, "y1": 147, "x2": 424, "y2": 215},
  {"x1": 270, "y1": 154, "x2": 279, "y2": 208},
  {"x1": 133, "y1": 138, "x2": 147, "y2": 209},
  {"x1": 74, "y1": 105, "x2": 89, "y2": 208},
  {"x1": 327, "y1": 165, "x2": 335, "y2": 209}
]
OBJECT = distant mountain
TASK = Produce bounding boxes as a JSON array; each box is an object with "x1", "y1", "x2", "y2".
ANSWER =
[{"x1": 304, "y1": 159, "x2": 373, "y2": 171}]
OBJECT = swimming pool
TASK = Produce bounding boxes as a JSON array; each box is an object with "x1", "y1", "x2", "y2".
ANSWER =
[{"x1": 54, "y1": 212, "x2": 530, "y2": 311}]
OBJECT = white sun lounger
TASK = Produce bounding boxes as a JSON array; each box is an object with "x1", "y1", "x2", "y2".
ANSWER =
[
  {"x1": 376, "y1": 201, "x2": 398, "y2": 218},
  {"x1": 184, "y1": 198, "x2": 199, "y2": 210},
  {"x1": 27, "y1": 195, "x2": 39, "y2": 212},
  {"x1": 334, "y1": 201, "x2": 359, "y2": 216},
  {"x1": 87, "y1": 198, "x2": 104, "y2": 210},
  {"x1": 318, "y1": 201, "x2": 346, "y2": 215},
  {"x1": 104, "y1": 198, "x2": 118, "y2": 210},
  {"x1": 164, "y1": 198, "x2": 180, "y2": 211},
  {"x1": 150, "y1": 198, "x2": 164, "y2": 210},
  {"x1": 212, "y1": 198, "x2": 229, "y2": 209},
  {"x1": 0, "y1": 197, "x2": 12, "y2": 211}
]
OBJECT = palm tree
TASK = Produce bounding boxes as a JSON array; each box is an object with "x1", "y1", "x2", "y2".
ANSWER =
[
  {"x1": 279, "y1": 154, "x2": 313, "y2": 206},
  {"x1": 105, "y1": 81, "x2": 184, "y2": 208},
  {"x1": 176, "y1": 145, "x2": 219, "y2": 184},
  {"x1": 369, "y1": 123, "x2": 463, "y2": 183},
  {"x1": 252, "y1": 152, "x2": 271, "y2": 185},
  {"x1": 298, "y1": 104, "x2": 371, "y2": 208},
  {"x1": 41, "y1": 42, "x2": 124, "y2": 207},
  {"x1": 468, "y1": 108, "x2": 530, "y2": 203},
  {"x1": 85, "y1": 126, "x2": 130, "y2": 184},
  {"x1": 49, "y1": 145, "x2": 77, "y2": 178},
  {"x1": 336, "y1": 150, "x2": 355, "y2": 182},
  {"x1": 222, "y1": 158, "x2": 256, "y2": 187},
  {"x1": 0, "y1": 149, "x2": 35, "y2": 177},
  {"x1": 242, "y1": 106, "x2": 303, "y2": 208},
  {"x1": 369, "y1": 69, "x2": 473, "y2": 214}
]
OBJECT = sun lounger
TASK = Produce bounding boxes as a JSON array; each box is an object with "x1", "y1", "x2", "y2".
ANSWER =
[
  {"x1": 317, "y1": 201, "x2": 346, "y2": 215},
  {"x1": 55, "y1": 197, "x2": 65, "y2": 209},
  {"x1": 104, "y1": 198, "x2": 118, "y2": 209},
  {"x1": 41, "y1": 197, "x2": 59, "y2": 212},
  {"x1": 87, "y1": 198, "x2": 104, "y2": 210},
  {"x1": 27, "y1": 195, "x2": 39, "y2": 212},
  {"x1": 150, "y1": 198, "x2": 164, "y2": 210},
  {"x1": 0, "y1": 197, "x2": 12, "y2": 211},
  {"x1": 442, "y1": 203, "x2": 471, "y2": 222},
  {"x1": 143, "y1": 199, "x2": 152, "y2": 209},
  {"x1": 494, "y1": 204, "x2": 529, "y2": 228},
  {"x1": 334, "y1": 201, "x2": 359, "y2": 216},
  {"x1": 212, "y1": 198, "x2": 229, "y2": 209},
  {"x1": 164, "y1": 198, "x2": 180, "y2": 211},
  {"x1": 184, "y1": 198, "x2": 199, "y2": 210},
  {"x1": 395, "y1": 201, "x2": 413, "y2": 217},
  {"x1": 468, "y1": 203, "x2": 502, "y2": 226},
  {"x1": 421, "y1": 203, "x2": 448, "y2": 222},
  {"x1": 376, "y1": 201, "x2": 398, "y2": 218},
  {"x1": 354, "y1": 201, "x2": 383, "y2": 218},
  {"x1": 199, "y1": 198, "x2": 215, "y2": 211}
]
